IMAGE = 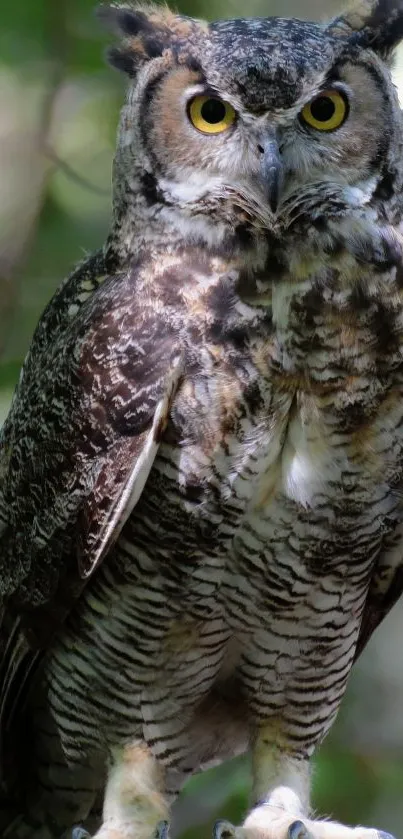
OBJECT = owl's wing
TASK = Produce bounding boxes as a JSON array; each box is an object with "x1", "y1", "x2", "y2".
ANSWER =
[
  {"x1": 76, "y1": 349, "x2": 182, "y2": 580},
  {"x1": 0, "y1": 255, "x2": 182, "y2": 754},
  {"x1": 355, "y1": 535, "x2": 403, "y2": 660}
]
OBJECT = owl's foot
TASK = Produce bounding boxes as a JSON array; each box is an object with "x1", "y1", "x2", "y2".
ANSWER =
[{"x1": 214, "y1": 809, "x2": 395, "y2": 839}]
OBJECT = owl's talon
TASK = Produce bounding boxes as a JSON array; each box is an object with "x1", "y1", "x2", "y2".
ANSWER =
[
  {"x1": 155, "y1": 821, "x2": 170, "y2": 839},
  {"x1": 214, "y1": 820, "x2": 237, "y2": 839},
  {"x1": 288, "y1": 820, "x2": 311, "y2": 839}
]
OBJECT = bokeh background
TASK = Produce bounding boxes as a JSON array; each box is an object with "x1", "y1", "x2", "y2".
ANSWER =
[{"x1": 1, "y1": 0, "x2": 403, "y2": 835}]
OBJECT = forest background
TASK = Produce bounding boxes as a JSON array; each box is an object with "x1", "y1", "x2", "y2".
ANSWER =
[{"x1": 1, "y1": 0, "x2": 403, "y2": 836}]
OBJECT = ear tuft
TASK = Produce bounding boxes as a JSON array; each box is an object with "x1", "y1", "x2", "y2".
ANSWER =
[
  {"x1": 328, "y1": 0, "x2": 403, "y2": 55},
  {"x1": 97, "y1": 2, "x2": 208, "y2": 76}
]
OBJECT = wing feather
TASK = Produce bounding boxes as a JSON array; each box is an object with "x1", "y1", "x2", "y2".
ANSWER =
[
  {"x1": 78, "y1": 350, "x2": 183, "y2": 578},
  {"x1": 0, "y1": 253, "x2": 183, "y2": 771}
]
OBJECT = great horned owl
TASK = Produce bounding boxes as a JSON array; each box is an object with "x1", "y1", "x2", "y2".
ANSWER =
[{"x1": 1, "y1": 0, "x2": 403, "y2": 837}]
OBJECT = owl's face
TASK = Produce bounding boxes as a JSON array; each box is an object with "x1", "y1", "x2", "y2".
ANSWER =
[{"x1": 102, "y1": 1, "x2": 403, "y2": 243}]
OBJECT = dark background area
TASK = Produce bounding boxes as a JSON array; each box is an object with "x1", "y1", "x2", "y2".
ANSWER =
[{"x1": 1, "y1": 0, "x2": 403, "y2": 835}]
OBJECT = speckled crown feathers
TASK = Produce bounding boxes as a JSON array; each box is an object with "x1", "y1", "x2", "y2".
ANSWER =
[{"x1": 98, "y1": 0, "x2": 403, "y2": 78}]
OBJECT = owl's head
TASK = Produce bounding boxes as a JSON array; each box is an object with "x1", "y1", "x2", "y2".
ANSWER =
[{"x1": 100, "y1": 0, "x2": 403, "y2": 251}]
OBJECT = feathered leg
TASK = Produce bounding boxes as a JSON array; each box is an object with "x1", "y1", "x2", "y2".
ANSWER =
[{"x1": 87, "y1": 742, "x2": 169, "y2": 839}]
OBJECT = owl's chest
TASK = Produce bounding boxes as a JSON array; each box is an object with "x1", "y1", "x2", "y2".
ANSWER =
[
  {"x1": 172, "y1": 280, "x2": 403, "y2": 563},
  {"x1": 158, "y1": 354, "x2": 401, "y2": 645}
]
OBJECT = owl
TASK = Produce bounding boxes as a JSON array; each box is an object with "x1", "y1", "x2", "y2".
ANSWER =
[{"x1": 1, "y1": 0, "x2": 403, "y2": 837}]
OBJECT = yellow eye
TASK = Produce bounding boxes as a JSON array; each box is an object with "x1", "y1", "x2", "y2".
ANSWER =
[
  {"x1": 188, "y1": 95, "x2": 236, "y2": 135},
  {"x1": 300, "y1": 89, "x2": 349, "y2": 132}
]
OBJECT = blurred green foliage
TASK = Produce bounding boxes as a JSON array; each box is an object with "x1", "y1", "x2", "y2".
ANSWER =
[{"x1": 1, "y1": 0, "x2": 403, "y2": 835}]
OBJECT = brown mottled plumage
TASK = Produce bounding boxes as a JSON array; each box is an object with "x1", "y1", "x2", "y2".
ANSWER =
[{"x1": 1, "y1": 1, "x2": 403, "y2": 838}]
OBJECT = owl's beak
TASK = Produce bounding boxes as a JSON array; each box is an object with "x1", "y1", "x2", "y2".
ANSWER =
[{"x1": 260, "y1": 137, "x2": 283, "y2": 214}]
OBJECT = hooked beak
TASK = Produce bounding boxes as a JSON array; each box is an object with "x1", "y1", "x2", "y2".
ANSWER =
[{"x1": 259, "y1": 137, "x2": 283, "y2": 214}]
